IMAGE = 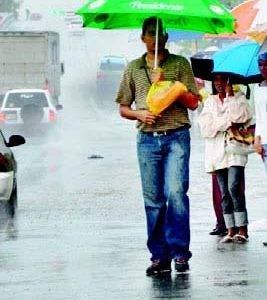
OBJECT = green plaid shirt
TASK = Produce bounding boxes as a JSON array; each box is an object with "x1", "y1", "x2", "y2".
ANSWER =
[{"x1": 116, "y1": 50, "x2": 198, "y2": 132}]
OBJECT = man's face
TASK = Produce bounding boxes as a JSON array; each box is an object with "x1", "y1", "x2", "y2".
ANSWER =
[
  {"x1": 142, "y1": 24, "x2": 167, "y2": 53},
  {"x1": 258, "y1": 59, "x2": 267, "y2": 79}
]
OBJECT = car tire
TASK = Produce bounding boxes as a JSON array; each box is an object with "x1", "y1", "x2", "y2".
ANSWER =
[{"x1": 6, "y1": 186, "x2": 17, "y2": 218}]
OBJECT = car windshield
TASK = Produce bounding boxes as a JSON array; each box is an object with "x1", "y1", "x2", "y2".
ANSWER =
[
  {"x1": 100, "y1": 58, "x2": 126, "y2": 71},
  {"x1": 5, "y1": 92, "x2": 48, "y2": 108}
]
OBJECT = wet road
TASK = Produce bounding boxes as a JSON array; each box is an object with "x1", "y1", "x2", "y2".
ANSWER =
[{"x1": 0, "y1": 73, "x2": 266, "y2": 300}]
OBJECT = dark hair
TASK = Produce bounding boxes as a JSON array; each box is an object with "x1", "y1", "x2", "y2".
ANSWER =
[
  {"x1": 212, "y1": 73, "x2": 229, "y2": 82},
  {"x1": 258, "y1": 52, "x2": 267, "y2": 62},
  {"x1": 142, "y1": 16, "x2": 165, "y2": 36}
]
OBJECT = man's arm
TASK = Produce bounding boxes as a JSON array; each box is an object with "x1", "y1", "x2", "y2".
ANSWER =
[
  {"x1": 177, "y1": 57, "x2": 199, "y2": 110},
  {"x1": 119, "y1": 104, "x2": 157, "y2": 125},
  {"x1": 254, "y1": 135, "x2": 264, "y2": 155},
  {"x1": 116, "y1": 64, "x2": 156, "y2": 125}
]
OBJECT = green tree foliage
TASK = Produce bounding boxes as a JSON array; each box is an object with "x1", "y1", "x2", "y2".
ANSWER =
[{"x1": 0, "y1": 0, "x2": 20, "y2": 14}]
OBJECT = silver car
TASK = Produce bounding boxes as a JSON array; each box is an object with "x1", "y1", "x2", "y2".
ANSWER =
[
  {"x1": 0, "y1": 89, "x2": 62, "y2": 127},
  {"x1": 0, "y1": 130, "x2": 25, "y2": 216}
]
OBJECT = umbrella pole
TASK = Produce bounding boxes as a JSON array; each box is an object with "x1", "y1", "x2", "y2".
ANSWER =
[{"x1": 154, "y1": 17, "x2": 159, "y2": 69}]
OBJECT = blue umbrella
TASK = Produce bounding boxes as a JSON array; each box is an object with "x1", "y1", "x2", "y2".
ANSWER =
[{"x1": 212, "y1": 40, "x2": 262, "y2": 83}]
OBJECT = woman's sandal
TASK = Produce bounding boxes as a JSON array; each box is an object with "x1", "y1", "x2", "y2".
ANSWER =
[
  {"x1": 220, "y1": 235, "x2": 234, "y2": 243},
  {"x1": 233, "y1": 234, "x2": 248, "y2": 244}
]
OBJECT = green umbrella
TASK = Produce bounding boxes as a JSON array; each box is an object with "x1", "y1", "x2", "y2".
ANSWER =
[{"x1": 76, "y1": 0, "x2": 235, "y2": 34}]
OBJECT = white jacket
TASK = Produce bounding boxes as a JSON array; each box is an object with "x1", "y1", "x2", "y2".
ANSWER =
[{"x1": 198, "y1": 92, "x2": 252, "y2": 173}]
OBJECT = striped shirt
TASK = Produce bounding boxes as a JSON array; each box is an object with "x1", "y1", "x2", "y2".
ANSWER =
[{"x1": 116, "y1": 50, "x2": 198, "y2": 132}]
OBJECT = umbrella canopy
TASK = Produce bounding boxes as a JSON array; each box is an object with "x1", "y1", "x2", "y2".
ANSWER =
[
  {"x1": 213, "y1": 40, "x2": 261, "y2": 83},
  {"x1": 190, "y1": 40, "x2": 263, "y2": 84},
  {"x1": 231, "y1": 0, "x2": 266, "y2": 42},
  {"x1": 205, "y1": 0, "x2": 267, "y2": 42},
  {"x1": 76, "y1": 0, "x2": 235, "y2": 34},
  {"x1": 190, "y1": 50, "x2": 215, "y2": 81}
]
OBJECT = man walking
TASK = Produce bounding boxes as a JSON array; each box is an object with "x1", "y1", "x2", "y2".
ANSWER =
[{"x1": 116, "y1": 17, "x2": 198, "y2": 275}]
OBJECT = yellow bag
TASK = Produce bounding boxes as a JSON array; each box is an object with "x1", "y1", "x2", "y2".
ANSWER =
[{"x1": 146, "y1": 81, "x2": 188, "y2": 116}]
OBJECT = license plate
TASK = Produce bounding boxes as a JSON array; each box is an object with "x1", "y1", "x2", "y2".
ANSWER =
[{"x1": 6, "y1": 113, "x2": 17, "y2": 120}]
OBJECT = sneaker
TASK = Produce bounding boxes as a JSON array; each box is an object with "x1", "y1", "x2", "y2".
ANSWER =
[
  {"x1": 146, "y1": 259, "x2": 172, "y2": 276},
  {"x1": 220, "y1": 234, "x2": 234, "y2": 243},
  {"x1": 233, "y1": 234, "x2": 248, "y2": 244},
  {"x1": 209, "y1": 227, "x2": 228, "y2": 236},
  {"x1": 174, "y1": 259, "x2": 189, "y2": 272}
]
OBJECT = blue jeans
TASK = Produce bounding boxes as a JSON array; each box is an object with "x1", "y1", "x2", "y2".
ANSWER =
[
  {"x1": 137, "y1": 127, "x2": 192, "y2": 262},
  {"x1": 215, "y1": 167, "x2": 248, "y2": 229}
]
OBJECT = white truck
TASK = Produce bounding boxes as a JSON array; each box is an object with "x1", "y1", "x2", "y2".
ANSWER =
[{"x1": 0, "y1": 31, "x2": 64, "y2": 105}]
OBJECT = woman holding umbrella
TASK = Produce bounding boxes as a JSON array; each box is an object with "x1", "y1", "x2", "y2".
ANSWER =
[{"x1": 198, "y1": 74, "x2": 252, "y2": 243}]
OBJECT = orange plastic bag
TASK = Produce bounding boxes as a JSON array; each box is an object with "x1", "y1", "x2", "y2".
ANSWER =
[{"x1": 146, "y1": 81, "x2": 188, "y2": 116}]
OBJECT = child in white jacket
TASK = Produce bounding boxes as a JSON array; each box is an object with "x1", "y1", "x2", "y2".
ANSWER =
[{"x1": 198, "y1": 74, "x2": 252, "y2": 243}]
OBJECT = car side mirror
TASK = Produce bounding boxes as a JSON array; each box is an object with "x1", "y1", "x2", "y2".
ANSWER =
[
  {"x1": 7, "y1": 135, "x2": 25, "y2": 147},
  {"x1": 56, "y1": 104, "x2": 63, "y2": 111}
]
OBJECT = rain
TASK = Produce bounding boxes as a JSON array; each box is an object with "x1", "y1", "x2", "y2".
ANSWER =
[{"x1": 0, "y1": 0, "x2": 266, "y2": 299}]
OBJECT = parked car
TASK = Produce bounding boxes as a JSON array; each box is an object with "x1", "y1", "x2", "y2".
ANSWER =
[
  {"x1": 0, "y1": 89, "x2": 63, "y2": 128},
  {"x1": 96, "y1": 55, "x2": 128, "y2": 105},
  {"x1": 0, "y1": 130, "x2": 25, "y2": 216}
]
